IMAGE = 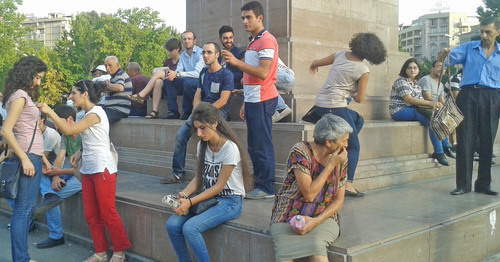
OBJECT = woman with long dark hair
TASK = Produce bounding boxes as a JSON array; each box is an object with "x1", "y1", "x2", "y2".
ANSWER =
[
  {"x1": 309, "y1": 33, "x2": 387, "y2": 197},
  {"x1": 37, "y1": 80, "x2": 130, "y2": 262},
  {"x1": 166, "y1": 102, "x2": 252, "y2": 261},
  {"x1": 1, "y1": 56, "x2": 51, "y2": 262}
]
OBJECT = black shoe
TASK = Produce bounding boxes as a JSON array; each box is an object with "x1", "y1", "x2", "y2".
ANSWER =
[
  {"x1": 450, "y1": 188, "x2": 469, "y2": 195},
  {"x1": 450, "y1": 144, "x2": 457, "y2": 153},
  {"x1": 475, "y1": 188, "x2": 498, "y2": 196},
  {"x1": 36, "y1": 237, "x2": 65, "y2": 249},
  {"x1": 431, "y1": 153, "x2": 449, "y2": 166},
  {"x1": 180, "y1": 112, "x2": 191, "y2": 120},
  {"x1": 443, "y1": 147, "x2": 456, "y2": 159},
  {"x1": 34, "y1": 193, "x2": 63, "y2": 215},
  {"x1": 345, "y1": 189, "x2": 364, "y2": 197},
  {"x1": 160, "y1": 174, "x2": 184, "y2": 184},
  {"x1": 163, "y1": 111, "x2": 180, "y2": 119}
]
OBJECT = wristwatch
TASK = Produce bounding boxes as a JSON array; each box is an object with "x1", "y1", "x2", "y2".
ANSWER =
[{"x1": 176, "y1": 72, "x2": 181, "y2": 78}]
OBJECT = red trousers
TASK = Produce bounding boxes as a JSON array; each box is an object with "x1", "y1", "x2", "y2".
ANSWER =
[{"x1": 81, "y1": 169, "x2": 131, "y2": 253}]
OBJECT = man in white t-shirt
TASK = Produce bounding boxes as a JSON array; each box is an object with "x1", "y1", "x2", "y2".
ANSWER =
[{"x1": 40, "y1": 114, "x2": 61, "y2": 164}]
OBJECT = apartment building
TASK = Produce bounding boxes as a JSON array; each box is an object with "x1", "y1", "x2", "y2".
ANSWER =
[
  {"x1": 399, "y1": 12, "x2": 479, "y2": 60},
  {"x1": 23, "y1": 13, "x2": 74, "y2": 49}
]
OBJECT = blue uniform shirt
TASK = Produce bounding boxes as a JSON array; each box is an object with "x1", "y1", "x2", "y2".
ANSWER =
[
  {"x1": 449, "y1": 41, "x2": 500, "y2": 88},
  {"x1": 198, "y1": 67, "x2": 234, "y2": 113}
]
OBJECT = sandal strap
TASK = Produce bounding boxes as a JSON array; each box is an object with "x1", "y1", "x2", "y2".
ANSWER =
[
  {"x1": 145, "y1": 110, "x2": 159, "y2": 119},
  {"x1": 111, "y1": 254, "x2": 126, "y2": 262},
  {"x1": 85, "y1": 253, "x2": 107, "y2": 262}
]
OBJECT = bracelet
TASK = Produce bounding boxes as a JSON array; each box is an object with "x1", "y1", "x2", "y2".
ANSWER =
[
  {"x1": 188, "y1": 197, "x2": 193, "y2": 207},
  {"x1": 180, "y1": 192, "x2": 188, "y2": 198}
]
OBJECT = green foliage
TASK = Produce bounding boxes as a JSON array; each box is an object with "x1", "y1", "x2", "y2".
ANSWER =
[
  {"x1": 57, "y1": 7, "x2": 180, "y2": 81},
  {"x1": 1, "y1": 5, "x2": 180, "y2": 105},
  {"x1": 0, "y1": 0, "x2": 28, "y2": 89},
  {"x1": 419, "y1": 57, "x2": 433, "y2": 77}
]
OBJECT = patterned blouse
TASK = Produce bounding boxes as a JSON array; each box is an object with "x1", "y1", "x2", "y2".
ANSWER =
[
  {"x1": 270, "y1": 142, "x2": 347, "y2": 224},
  {"x1": 389, "y1": 76, "x2": 424, "y2": 115}
]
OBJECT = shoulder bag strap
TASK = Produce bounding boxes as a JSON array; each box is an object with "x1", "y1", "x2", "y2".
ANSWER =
[{"x1": 26, "y1": 116, "x2": 39, "y2": 154}]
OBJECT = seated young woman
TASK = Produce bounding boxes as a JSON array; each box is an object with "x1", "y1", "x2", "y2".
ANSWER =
[
  {"x1": 389, "y1": 58, "x2": 449, "y2": 166},
  {"x1": 165, "y1": 102, "x2": 252, "y2": 261},
  {"x1": 270, "y1": 113, "x2": 351, "y2": 262}
]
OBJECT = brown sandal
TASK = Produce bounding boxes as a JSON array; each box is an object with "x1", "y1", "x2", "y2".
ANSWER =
[
  {"x1": 145, "y1": 110, "x2": 159, "y2": 119},
  {"x1": 128, "y1": 94, "x2": 145, "y2": 104}
]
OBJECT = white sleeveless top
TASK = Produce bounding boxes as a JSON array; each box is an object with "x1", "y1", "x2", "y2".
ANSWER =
[{"x1": 79, "y1": 106, "x2": 117, "y2": 174}]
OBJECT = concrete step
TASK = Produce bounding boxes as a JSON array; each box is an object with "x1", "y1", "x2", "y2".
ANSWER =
[
  {"x1": 146, "y1": 94, "x2": 295, "y2": 122},
  {"x1": 111, "y1": 118, "x2": 500, "y2": 192},
  {"x1": 2, "y1": 167, "x2": 499, "y2": 261},
  {"x1": 117, "y1": 144, "x2": 461, "y2": 193}
]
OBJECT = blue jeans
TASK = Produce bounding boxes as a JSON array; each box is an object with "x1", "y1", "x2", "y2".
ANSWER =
[
  {"x1": 166, "y1": 195, "x2": 243, "y2": 262},
  {"x1": 245, "y1": 97, "x2": 278, "y2": 194},
  {"x1": 391, "y1": 107, "x2": 445, "y2": 154},
  {"x1": 172, "y1": 111, "x2": 229, "y2": 178},
  {"x1": 276, "y1": 95, "x2": 288, "y2": 111},
  {"x1": 276, "y1": 69, "x2": 295, "y2": 94},
  {"x1": 315, "y1": 107, "x2": 363, "y2": 182},
  {"x1": 40, "y1": 174, "x2": 82, "y2": 239},
  {"x1": 163, "y1": 77, "x2": 198, "y2": 115},
  {"x1": 275, "y1": 69, "x2": 295, "y2": 111},
  {"x1": 10, "y1": 154, "x2": 42, "y2": 262}
]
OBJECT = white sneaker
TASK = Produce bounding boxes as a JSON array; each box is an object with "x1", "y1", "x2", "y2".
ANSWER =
[{"x1": 272, "y1": 107, "x2": 292, "y2": 123}]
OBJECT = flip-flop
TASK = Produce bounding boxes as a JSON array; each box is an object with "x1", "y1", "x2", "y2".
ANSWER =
[{"x1": 345, "y1": 188, "x2": 364, "y2": 197}]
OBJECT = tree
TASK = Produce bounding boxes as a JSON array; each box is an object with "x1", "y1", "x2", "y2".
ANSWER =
[
  {"x1": 477, "y1": 0, "x2": 500, "y2": 42},
  {"x1": 0, "y1": 0, "x2": 29, "y2": 89},
  {"x1": 57, "y1": 8, "x2": 180, "y2": 80}
]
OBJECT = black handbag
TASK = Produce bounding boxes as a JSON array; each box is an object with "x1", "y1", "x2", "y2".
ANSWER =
[
  {"x1": 302, "y1": 105, "x2": 321, "y2": 124},
  {"x1": 0, "y1": 120, "x2": 38, "y2": 199},
  {"x1": 189, "y1": 194, "x2": 219, "y2": 215}
]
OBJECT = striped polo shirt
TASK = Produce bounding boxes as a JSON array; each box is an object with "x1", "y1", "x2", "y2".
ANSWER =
[
  {"x1": 243, "y1": 29, "x2": 279, "y2": 103},
  {"x1": 100, "y1": 68, "x2": 132, "y2": 114}
]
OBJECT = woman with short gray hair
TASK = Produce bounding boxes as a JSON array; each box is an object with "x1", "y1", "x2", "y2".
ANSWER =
[{"x1": 270, "y1": 114, "x2": 350, "y2": 262}]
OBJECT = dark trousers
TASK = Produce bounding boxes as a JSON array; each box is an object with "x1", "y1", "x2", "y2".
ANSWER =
[
  {"x1": 455, "y1": 87, "x2": 500, "y2": 191},
  {"x1": 163, "y1": 77, "x2": 198, "y2": 115},
  {"x1": 101, "y1": 106, "x2": 128, "y2": 125},
  {"x1": 245, "y1": 97, "x2": 278, "y2": 194}
]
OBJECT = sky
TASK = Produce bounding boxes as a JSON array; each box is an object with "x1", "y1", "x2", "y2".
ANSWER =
[
  {"x1": 16, "y1": 0, "x2": 187, "y2": 32},
  {"x1": 398, "y1": 0, "x2": 484, "y2": 25},
  {"x1": 16, "y1": 0, "x2": 485, "y2": 30}
]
